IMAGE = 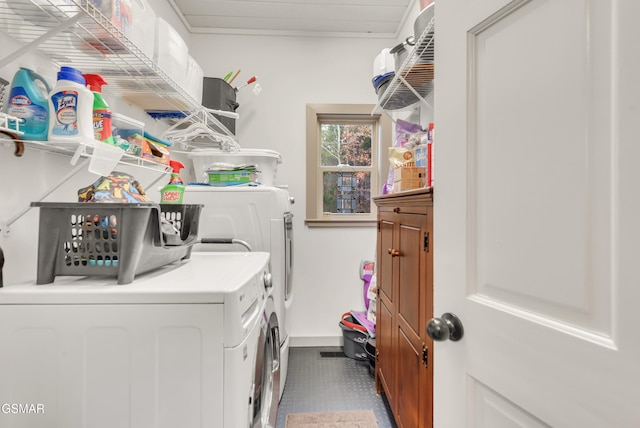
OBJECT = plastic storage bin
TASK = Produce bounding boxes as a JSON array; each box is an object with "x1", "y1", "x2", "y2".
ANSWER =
[
  {"x1": 129, "y1": 0, "x2": 156, "y2": 59},
  {"x1": 185, "y1": 55, "x2": 204, "y2": 104},
  {"x1": 339, "y1": 313, "x2": 368, "y2": 361},
  {"x1": 188, "y1": 148, "x2": 282, "y2": 186},
  {"x1": 111, "y1": 112, "x2": 144, "y2": 157},
  {"x1": 154, "y1": 17, "x2": 188, "y2": 83},
  {"x1": 31, "y1": 202, "x2": 202, "y2": 285}
]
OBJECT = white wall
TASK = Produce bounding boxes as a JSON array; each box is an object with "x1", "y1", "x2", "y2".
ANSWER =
[{"x1": 188, "y1": 34, "x2": 396, "y2": 345}]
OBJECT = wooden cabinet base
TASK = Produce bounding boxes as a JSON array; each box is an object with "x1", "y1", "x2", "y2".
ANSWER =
[{"x1": 374, "y1": 188, "x2": 433, "y2": 428}]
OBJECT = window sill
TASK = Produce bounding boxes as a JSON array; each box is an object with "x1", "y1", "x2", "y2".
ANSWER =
[{"x1": 305, "y1": 218, "x2": 377, "y2": 228}]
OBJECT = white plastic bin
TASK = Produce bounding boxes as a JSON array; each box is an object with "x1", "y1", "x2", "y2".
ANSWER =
[
  {"x1": 153, "y1": 17, "x2": 188, "y2": 83},
  {"x1": 185, "y1": 55, "x2": 204, "y2": 104},
  {"x1": 188, "y1": 149, "x2": 282, "y2": 186},
  {"x1": 129, "y1": 0, "x2": 156, "y2": 59}
]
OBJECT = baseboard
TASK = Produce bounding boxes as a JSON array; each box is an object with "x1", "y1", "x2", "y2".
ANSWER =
[{"x1": 289, "y1": 335, "x2": 343, "y2": 347}]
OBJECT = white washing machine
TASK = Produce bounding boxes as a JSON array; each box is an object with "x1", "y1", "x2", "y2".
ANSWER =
[
  {"x1": 0, "y1": 253, "x2": 279, "y2": 428},
  {"x1": 182, "y1": 185, "x2": 294, "y2": 400}
]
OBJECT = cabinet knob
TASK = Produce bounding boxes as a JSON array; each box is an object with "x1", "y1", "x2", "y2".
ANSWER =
[
  {"x1": 393, "y1": 207, "x2": 401, "y2": 213},
  {"x1": 388, "y1": 248, "x2": 400, "y2": 257}
]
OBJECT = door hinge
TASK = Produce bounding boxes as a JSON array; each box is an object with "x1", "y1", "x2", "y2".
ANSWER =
[
  {"x1": 377, "y1": 220, "x2": 380, "y2": 232},
  {"x1": 424, "y1": 232, "x2": 430, "y2": 252},
  {"x1": 422, "y1": 344, "x2": 429, "y2": 367}
]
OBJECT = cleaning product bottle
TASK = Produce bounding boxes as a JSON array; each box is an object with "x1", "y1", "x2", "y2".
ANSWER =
[
  {"x1": 160, "y1": 160, "x2": 185, "y2": 204},
  {"x1": 48, "y1": 66, "x2": 94, "y2": 142},
  {"x1": 83, "y1": 73, "x2": 115, "y2": 145},
  {"x1": 5, "y1": 67, "x2": 51, "y2": 140}
]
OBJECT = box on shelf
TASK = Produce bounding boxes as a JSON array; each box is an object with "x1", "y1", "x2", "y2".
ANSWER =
[
  {"x1": 142, "y1": 139, "x2": 170, "y2": 165},
  {"x1": 393, "y1": 166, "x2": 427, "y2": 193},
  {"x1": 84, "y1": 0, "x2": 132, "y2": 54},
  {"x1": 112, "y1": 113, "x2": 144, "y2": 157},
  {"x1": 154, "y1": 17, "x2": 189, "y2": 83},
  {"x1": 413, "y1": 144, "x2": 433, "y2": 187},
  {"x1": 206, "y1": 169, "x2": 257, "y2": 186}
]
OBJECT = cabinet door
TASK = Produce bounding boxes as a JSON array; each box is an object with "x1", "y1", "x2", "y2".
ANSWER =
[
  {"x1": 378, "y1": 215, "x2": 396, "y2": 303},
  {"x1": 376, "y1": 297, "x2": 395, "y2": 405},
  {"x1": 396, "y1": 213, "x2": 429, "y2": 427}
]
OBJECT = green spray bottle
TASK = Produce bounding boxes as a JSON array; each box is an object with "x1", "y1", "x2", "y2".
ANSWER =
[
  {"x1": 83, "y1": 73, "x2": 115, "y2": 145},
  {"x1": 161, "y1": 160, "x2": 185, "y2": 204}
]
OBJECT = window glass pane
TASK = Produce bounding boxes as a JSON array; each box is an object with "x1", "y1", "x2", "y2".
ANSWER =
[
  {"x1": 322, "y1": 171, "x2": 371, "y2": 214},
  {"x1": 320, "y1": 123, "x2": 372, "y2": 167}
]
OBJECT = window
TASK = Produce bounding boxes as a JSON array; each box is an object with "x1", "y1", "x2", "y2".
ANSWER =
[{"x1": 306, "y1": 104, "x2": 392, "y2": 226}]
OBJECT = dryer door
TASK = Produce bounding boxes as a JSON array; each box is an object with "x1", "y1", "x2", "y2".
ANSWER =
[{"x1": 251, "y1": 311, "x2": 281, "y2": 427}]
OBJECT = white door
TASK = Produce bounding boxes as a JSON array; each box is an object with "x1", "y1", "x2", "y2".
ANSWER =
[{"x1": 433, "y1": 0, "x2": 640, "y2": 427}]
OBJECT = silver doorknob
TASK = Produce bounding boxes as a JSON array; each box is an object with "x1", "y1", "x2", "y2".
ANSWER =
[{"x1": 427, "y1": 313, "x2": 464, "y2": 342}]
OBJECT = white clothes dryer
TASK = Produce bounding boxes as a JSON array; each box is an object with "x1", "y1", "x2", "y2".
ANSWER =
[
  {"x1": 0, "y1": 253, "x2": 279, "y2": 428},
  {"x1": 183, "y1": 185, "x2": 294, "y2": 400}
]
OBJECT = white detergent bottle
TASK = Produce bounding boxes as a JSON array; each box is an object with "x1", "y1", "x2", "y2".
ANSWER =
[{"x1": 48, "y1": 66, "x2": 94, "y2": 142}]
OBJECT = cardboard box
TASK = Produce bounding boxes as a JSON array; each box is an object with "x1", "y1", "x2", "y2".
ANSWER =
[
  {"x1": 141, "y1": 139, "x2": 170, "y2": 165},
  {"x1": 393, "y1": 166, "x2": 427, "y2": 193},
  {"x1": 84, "y1": 0, "x2": 132, "y2": 53},
  {"x1": 413, "y1": 144, "x2": 433, "y2": 186}
]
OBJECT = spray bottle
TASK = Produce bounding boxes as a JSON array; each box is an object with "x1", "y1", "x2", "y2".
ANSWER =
[
  {"x1": 83, "y1": 73, "x2": 114, "y2": 145},
  {"x1": 160, "y1": 160, "x2": 185, "y2": 204}
]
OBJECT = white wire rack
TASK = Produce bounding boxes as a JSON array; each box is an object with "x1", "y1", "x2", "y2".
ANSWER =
[
  {"x1": 0, "y1": 0, "x2": 236, "y2": 140},
  {"x1": 375, "y1": 15, "x2": 435, "y2": 112}
]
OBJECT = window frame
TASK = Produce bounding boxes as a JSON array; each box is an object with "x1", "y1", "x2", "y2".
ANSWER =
[{"x1": 306, "y1": 103, "x2": 392, "y2": 227}]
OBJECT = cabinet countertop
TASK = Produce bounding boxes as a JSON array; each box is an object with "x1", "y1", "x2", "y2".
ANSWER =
[{"x1": 373, "y1": 187, "x2": 433, "y2": 204}]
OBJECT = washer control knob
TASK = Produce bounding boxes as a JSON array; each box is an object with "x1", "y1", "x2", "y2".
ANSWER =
[
  {"x1": 289, "y1": 196, "x2": 295, "y2": 204},
  {"x1": 263, "y1": 272, "x2": 273, "y2": 290}
]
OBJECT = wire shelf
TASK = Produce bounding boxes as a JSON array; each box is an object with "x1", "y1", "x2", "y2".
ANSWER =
[
  {"x1": 377, "y1": 16, "x2": 435, "y2": 111},
  {"x1": 0, "y1": 0, "x2": 235, "y2": 138}
]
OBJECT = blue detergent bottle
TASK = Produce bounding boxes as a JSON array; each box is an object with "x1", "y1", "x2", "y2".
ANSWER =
[{"x1": 5, "y1": 67, "x2": 51, "y2": 141}]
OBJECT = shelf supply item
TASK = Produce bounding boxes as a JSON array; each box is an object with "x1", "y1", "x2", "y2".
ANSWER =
[
  {"x1": 161, "y1": 160, "x2": 185, "y2": 204},
  {"x1": 5, "y1": 67, "x2": 51, "y2": 141},
  {"x1": 228, "y1": 69, "x2": 241, "y2": 84},
  {"x1": 84, "y1": 73, "x2": 115, "y2": 145},
  {"x1": 48, "y1": 66, "x2": 94, "y2": 142},
  {"x1": 235, "y1": 76, "x2": 257, "y2": 92}
]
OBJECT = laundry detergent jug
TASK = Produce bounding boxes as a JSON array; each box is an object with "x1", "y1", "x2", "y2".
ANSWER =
[
  {"x1": 5, "y1": 67, "x2": 51, "y2": 140},
  {"x1": 48, "y1": 66, "x2": 94, "y2": 142}
]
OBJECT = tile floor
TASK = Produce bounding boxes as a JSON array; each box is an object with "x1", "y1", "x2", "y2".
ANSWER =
[{"x1": 275, "y1": 346, "x2": 397, "y2": 428}]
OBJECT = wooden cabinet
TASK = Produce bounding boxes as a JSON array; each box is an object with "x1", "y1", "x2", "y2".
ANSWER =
[{"x1": 373, "y1": 188, "x2": 433, "y2": 428}]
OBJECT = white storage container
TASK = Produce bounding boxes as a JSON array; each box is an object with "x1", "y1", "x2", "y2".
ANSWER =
[
  {"x1": 185, "y1": 55, "x2": 204, "y2": 104},
  {"x1": 188, "y1": 149, "x2": 282, "y2": 186},
  {"x1": 153, "y1": 17, "x2": 188, "y2": 83},
  {"x1": 128, "y1": 0, "x2": 156, "y2": 59}
]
